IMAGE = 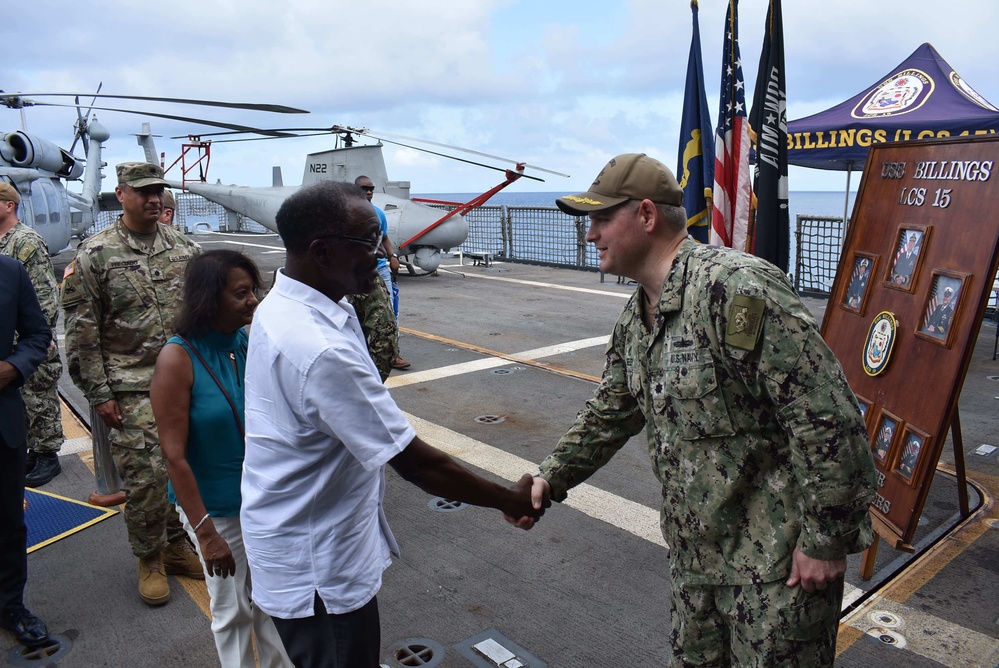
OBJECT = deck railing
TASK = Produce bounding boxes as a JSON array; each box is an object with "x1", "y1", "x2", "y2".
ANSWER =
[{"x1": 87, "y1": 194, "x2": 850, "y2": 294}]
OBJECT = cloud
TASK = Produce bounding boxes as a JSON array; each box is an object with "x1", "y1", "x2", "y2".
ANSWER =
[{"x1": 5, "y1": 0, "x2": 999, "y2": 196}]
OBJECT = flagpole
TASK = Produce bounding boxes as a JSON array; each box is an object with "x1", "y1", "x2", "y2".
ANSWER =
[{"x1": 843, "y1": 160, "x2": 853, "y2": 239}]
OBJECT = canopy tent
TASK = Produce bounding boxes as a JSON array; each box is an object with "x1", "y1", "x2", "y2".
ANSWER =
[{"x1": 787, "y1": 43, "x2": 999, "y2": 221}]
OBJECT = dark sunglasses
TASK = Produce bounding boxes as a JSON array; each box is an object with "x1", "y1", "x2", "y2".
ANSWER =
[
  {"x1": 359, "y1": 185, "x2": 375, "y2": 192},
  {"x1": 316, "y1": 231, "x2": 384, "y2": 252}
]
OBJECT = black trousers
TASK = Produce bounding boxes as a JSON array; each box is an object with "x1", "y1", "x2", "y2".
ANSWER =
[
  {"x1": 0, "y1": 440, "x2": 27, "y2": 613},
  {"x1": 272, "y1": 592, "x2": 381, "y2": 668}
]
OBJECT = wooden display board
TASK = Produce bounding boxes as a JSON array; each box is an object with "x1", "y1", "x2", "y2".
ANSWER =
[{"x1": 821, "y1": 136, "x2": 999, "y2": 550}]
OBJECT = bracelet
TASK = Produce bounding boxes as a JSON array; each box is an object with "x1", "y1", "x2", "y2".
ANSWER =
[
  {"x1": 193, "y1": 513, "x2": 210, "y2": 533},
  {"x1": 390, "y1": 253, "x2": 398, "y2": 258}
]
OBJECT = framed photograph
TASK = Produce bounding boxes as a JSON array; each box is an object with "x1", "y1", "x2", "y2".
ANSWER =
[
  {"x1": 871, "y1": 411, "x2": 900, "y2": 464},
  {"x1": 841, "y1": 252, "x2": 877, "y2": 314},
  {"x1": 894, "y1": 425, "x2": 930, "y2": 485},
  {"x1": 885, "y1": 225, "x2": 929, "y2": 292},
  {"x1": 916, "y1": 270, "x2": 968, "y2": 346},
  {"x1": 856, "y1": 395, "x2": 872, "y2": 428}
]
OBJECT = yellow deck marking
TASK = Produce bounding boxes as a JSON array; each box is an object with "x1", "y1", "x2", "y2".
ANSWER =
[
  {"x1": 60, "y1": 399, "x2": 214, "y2": 621},
  {"x1": 836, "y1": 464, "x2": 999, "y2": 658}
]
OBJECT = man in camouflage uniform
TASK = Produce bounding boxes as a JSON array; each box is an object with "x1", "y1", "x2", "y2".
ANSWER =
[
  {"x1": 348, "y1": 276, "x2": 399, "y2": 382},
  {"x1": 62, "y1": 163, "x2": 204, "y2": 606},
  {"x1": 355, "y1": 175, "x2": 410, "y2": 370},
  {"x1": 158, "y1": 189, "x2": 177, "y2": 229},
  {"x1": 0, "y1": 183, "x2": 64, "y2": 487},
  {"x1": 512, "y1": 154, "x2": 876, "y2": 666}
]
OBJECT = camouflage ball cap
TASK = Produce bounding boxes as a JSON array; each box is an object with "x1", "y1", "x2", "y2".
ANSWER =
[
  {"x1": 0, "y1": 181, "x2": 21, "y2": 204},
  {"x1": 116, "y1": 162, "x2": 169, "y2": 188},
  {"x1": 556, "y1": 153, "x2": 683, "y2": 216},
  {"x1": 162, "y1": 189, "x2": 176, "y2": 210}
]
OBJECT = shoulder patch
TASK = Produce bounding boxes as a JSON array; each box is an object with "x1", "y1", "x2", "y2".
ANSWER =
[
  {"x1": 63, "y1": 261, "x2": 75, "y2": 279},
  {"x1": 726, "y1": 295, "x2": 765, "y2": 350}
]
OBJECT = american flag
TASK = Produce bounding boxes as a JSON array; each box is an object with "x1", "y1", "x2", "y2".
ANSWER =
[{"x1": 710, "y1": 0, "x2": 752, "y2": 251}]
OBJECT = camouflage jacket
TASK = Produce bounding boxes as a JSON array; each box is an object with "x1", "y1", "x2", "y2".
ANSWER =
[
  {"x1": 61, "y1": 217, "x2": 201, "y2": 403},
  {"x1": 348, "y1": 276, "x2": 398, "y2": 382},
  {"x1": 539, "y1": 238, "x2": 876, "y2": 585},
  {"x1": 0, "y1": 223, "x2": 60, "y2": 331}
]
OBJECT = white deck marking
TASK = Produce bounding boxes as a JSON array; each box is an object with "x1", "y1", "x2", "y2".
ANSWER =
[
  {"x1": 438, "y1": 265, "x2": 632, "y2": 298},
  {"x1": 205, "y1": 232, "x2": 279, "y2": 238},
  {"x1": 197, "y1": 239, "x2": 286, "y2": 252},
  {"x1": 404, "y1": 413, "x2": 667, "y2": 549},
  {"x1": 386, "y1": 336, "x2": 608, "y2": 388},
  {"x1": 843, "y1": 593, "x2": 999, "y2": 663},
  {"x1": 61, "y1": 436, "x2": 93, "y2": 456},
  {"x1": 409, "y1": 410, "x2": 893, "y2": 614}
]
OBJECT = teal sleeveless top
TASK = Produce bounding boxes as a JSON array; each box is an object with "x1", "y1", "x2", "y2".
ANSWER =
[{"x1": 165, "y1": 328, "x2": 248, "y2": 516}]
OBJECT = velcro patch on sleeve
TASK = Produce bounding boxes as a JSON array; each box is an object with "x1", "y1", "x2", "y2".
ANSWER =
[{"x1": 725, "y1": 295, "x2": 765, "y2": 350}]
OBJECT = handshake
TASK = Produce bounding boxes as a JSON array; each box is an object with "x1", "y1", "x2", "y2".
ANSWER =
[{"x1": 502, "y1": 474, "x2": 553, "y2": 530}]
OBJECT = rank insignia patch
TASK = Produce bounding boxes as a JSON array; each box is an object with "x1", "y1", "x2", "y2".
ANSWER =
[{"x1": 726, "y1": 295, "x2": 764, "y2": 350}]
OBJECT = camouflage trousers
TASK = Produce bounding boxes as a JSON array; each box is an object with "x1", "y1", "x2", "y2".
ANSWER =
[
  {"x1": 669, "y1": 571, "x2": 842, "y2": 667},
  {"x1": 109, "y1": 391, "x2": 187, "y2": 559},
  {"x1": 349, "y1": 275, "x2": 399, "y2": 382},
  {"x1": 23, "y1": 350, "x2": 65, "y2": 454}
]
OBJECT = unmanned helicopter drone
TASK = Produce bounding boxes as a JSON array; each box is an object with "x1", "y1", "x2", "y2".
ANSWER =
[{"x1": 149, "y1": 123, "x2": 569, "y2": 273}]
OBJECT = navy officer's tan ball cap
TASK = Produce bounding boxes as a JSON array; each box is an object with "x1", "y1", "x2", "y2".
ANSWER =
[
  {"x1": 556, "y1": 153, "x2": 683, "y2": 216},
  {"x1": 0, "y1": 181, "x2": 21, "y2": 204},
  {"x1": 116, "y1": 162, "x2": 169, "y2": 188}
]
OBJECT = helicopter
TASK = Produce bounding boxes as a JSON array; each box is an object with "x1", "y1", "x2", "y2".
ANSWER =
[
  {"x1": 0, "y1": 89, "x2": 309, "y2": 254},
  {"x1": 147, "y1": 124, "x2": 569, "y2": 273}
]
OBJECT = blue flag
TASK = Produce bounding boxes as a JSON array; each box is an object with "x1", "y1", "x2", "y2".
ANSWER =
[{"x1": 677, "y1": 0, "x2": 714, "y2": 243}]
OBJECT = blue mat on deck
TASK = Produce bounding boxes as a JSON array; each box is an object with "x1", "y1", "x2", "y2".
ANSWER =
[{"x1": 24, "y1": 488, "x2": 118, "y2": 553}]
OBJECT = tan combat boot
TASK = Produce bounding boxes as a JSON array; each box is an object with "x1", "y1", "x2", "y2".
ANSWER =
[
  {"x1": 161, "y1": 539, "x2": 205, "y2": 580},
  {"x1": 138, "y1": 556, "x2": 170, "y2": 606}
]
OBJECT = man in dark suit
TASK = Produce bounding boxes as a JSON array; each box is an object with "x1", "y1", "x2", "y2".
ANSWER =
[{"x1": 0, "y1": 255, "x2": 51, "y2": 647}]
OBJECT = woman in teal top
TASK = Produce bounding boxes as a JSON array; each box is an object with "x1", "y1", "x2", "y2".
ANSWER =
[{"x1": 151, "y1": 250, "x2": 290, "y2": 668}]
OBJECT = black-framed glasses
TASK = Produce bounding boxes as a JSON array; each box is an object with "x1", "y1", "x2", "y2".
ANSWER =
[{"x1": 316, "y1": 231, "x2": 384, "y2": 253}]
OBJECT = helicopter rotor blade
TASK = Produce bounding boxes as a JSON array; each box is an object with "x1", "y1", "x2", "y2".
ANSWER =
[
  {"x1": 1, "y1": 92, "x2": 307, "y2": 114},
  {"x1": 374, "y1": 136, "x2": 545, "y2": 182},
  {"x1": 207, "y1": 131, "x2": 339, "y2": 144},
  {"x1": 165, "y1": 123, "x2": 568, "y2": 178},
  {"x1": 12, "y1": 101, "x2": 301, "y2": 136},
  {"x1": 364, "y1": 129, "x2": 570, "y2": 178},
  {"x1": 170, "y1": 124, "x2": 365, "y2": 140},
  {"x1": 70, "y1": 94, "x2": 83, "y2": 154},
  {"x1": 70, "y1": 81, "x2": 102, "y2": 155}
]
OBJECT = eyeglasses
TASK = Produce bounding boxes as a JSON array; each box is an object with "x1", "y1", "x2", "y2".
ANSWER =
[
  {"x1": 359, "y1": 186, "x2": 375, "y2": 192},
  {"x1": 316, "y1": 231, "x2": 384, "y2": 253}
]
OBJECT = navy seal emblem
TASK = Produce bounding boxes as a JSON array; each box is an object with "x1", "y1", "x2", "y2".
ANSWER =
[
  {"x1": 864, "y1": 311, "x2": 898, "y2": 376},
  {"x1": 853, "y1": 69, "x2": 933, "y2": 118}
]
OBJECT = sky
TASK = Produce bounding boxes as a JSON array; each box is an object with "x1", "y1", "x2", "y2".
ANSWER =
[{"x1": 5, "y1": 0, "x2": 999, "y2": 197}]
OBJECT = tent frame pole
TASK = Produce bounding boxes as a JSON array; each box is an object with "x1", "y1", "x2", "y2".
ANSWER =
[{"x1": 841, "y1": 161, "x2": 854, "y2": 249}]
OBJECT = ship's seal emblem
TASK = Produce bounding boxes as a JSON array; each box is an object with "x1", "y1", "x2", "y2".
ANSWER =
[
  {"x1": 853, "y1": 68, "x2": 933, "y2": 118},
  {"x1": 863, "y1": 311, "x2": 898, "y2": 377}
]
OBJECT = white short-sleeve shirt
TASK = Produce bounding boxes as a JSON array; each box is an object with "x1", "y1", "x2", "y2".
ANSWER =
[{"x1": 241, "y1": 269, "x2": 416, "y2": 619}]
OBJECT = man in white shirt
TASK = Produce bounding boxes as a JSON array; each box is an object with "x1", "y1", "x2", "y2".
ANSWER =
[{"x1": 241, "y1": 181, "x2": 540, "y2": 668}]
